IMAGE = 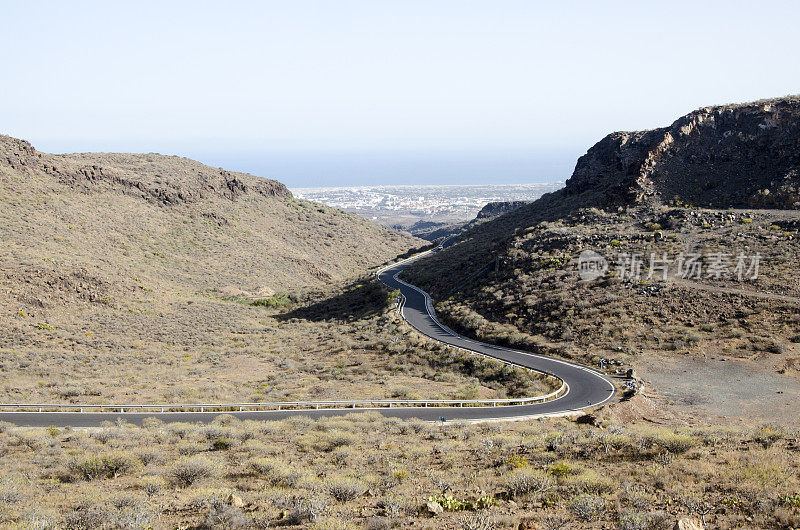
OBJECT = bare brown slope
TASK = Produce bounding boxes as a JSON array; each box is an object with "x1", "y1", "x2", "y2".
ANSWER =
[{"x1": 0, "y1": 134, "x2": 418, "y2": 298}]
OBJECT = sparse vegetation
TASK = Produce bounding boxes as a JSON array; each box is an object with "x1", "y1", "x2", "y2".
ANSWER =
[
  {"x1": 404, "y1": 205, "x2": 800, "y2": 428},
  {"x1": 252, "y1": 292, "x2": 292, "y2": 308},
  {"x1": 0, "y1": 135, "x2": 426, "y2": 405},
  {"x1": 167, "y1": 455, "x2": 220, "y2": 487},
  {"x1": 0, "y1": 414, "x2": 793, "y2": 528}
]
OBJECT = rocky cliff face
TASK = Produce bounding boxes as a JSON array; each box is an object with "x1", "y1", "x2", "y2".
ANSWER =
[
  {"x1": 475, "y1": 201, "x2": 532, "y2": 220},
  {"x1": 0, "y1": 135, "x2": 291, "y2": 205},
  {"x1": 562, "y1": 95, "x2": 800, "y2": 210}
]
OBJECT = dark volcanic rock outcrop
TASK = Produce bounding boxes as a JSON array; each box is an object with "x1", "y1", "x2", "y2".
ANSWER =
[{"x1": 559, "y1": 95, "x2": 800, "y2": 210}]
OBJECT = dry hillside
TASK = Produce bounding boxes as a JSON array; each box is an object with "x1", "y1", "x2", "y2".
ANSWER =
[
  {"x1": 1, "y1": 135, "x2": 417, "y2": 296},
  {"x1": 405, "y1": 96, "x2": 800, "y2": 426},
  {"x1": 1, "y1": 135, "x2": 514, "y2": 405}
]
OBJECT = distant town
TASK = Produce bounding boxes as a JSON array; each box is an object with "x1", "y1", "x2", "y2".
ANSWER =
[{"x1": 292, "y1": 183, "x2": 563, "y2": 235}]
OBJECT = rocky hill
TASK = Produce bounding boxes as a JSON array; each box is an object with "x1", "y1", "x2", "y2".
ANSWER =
[
  {"x1": 0, "y1": 135, "x2": 418, "y2": 298},
  {"x1": 4, "y1": 136, "x2": 291, "y2": 206},
  {"x1": 407, "y1": 95, "x2": 800, "y2": 291},
  {"x1": 404, "y1": 96, "x2": 800, "y2": 424},
  {"x1": 566, "y1": 96, "x2": 800, "y2": 210},
  {"x1": 531, "y1": 95, "x2": 800, "y2": 216}
]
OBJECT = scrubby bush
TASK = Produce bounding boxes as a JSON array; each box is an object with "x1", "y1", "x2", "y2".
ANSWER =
[
  {"x1": 135, "y1": 449, "x2": 163, "y2": 466},
  {"x1": 102, "y1": 451, "x2": 142, "y2": 478},
  {"x1": 272, "y1": 496, "x2": 327, "y2": 525},
  {"x1": 548, "y1": 461, "x2": 573, "y2": 477},
  {"x1": 503, "y1": 468, "x2": 553, "y2": 497},
  {"x1": 138, "y1": 476, "x2": 166, "y2": 497},
  {"x1": 203, "y1": 500, "x2": 249, "y2": 529},
  {"x1": 753, "y1": 425, "x2": 784, "y2": 448},
  {"x1": 0, "y1": 477, "x2": 23, "y2": 503},
  {"x1": 140, "y1": 417, "x2": 163, "y2": 430},
  {"x1": 459, "y1": 513, "x2": 496, "y2": 530},
  {"x1": 249, "y1": 457, "x2": 302, "y2": 487},
  {"x1": 211, "y1": 437, "x2": 233, "y2": 451},
  {"x1": 300, "y1": 430, "x2": 358, "y2": 452},
  {"x1": 505, "y1": 455, "x2": 529, "y2": 469},
  {"x1": 566, "y1": 470, "x2": 615, "y2": 494},
  {"x1": 618, "y1": 510, "x2": 668, "y2": 530},
  {"x1": 327, "y1": 477, "x2": 366, "y2": 502},
  {"x1": 67, "y1": 451, "x2": 142, "y2": 480},
  {"x1": 309, "y1": 517, "x2": 360, "y2": 530},
  {"x1": 168, "y1": 455, "x2": 220, "y2": 487},
  {"x1": 568, "y1": 493, "x2": 605, "y2": 521},
  {"x1": 252, "y1": 293, "x2": 291, "y2": 308},
  {"x1": 657, "y1": 432, "x2": 696, "y2": 454},
  {"x1": 62, "y1": 503, "x2": 110, "y2": 530},
  {"x1": 365, "y1": 516, "x2": 397, "y2": 530},
  {"x1": 248, "y1": 457, "x2": 278, "y2": 476}
]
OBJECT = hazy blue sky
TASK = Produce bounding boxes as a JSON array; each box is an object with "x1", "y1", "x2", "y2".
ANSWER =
[{"x1": 2, "y1": 1, "x2": 799, "y2": 187}]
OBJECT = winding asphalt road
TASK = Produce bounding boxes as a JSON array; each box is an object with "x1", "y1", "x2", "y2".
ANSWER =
[
  {"x1": 0, "y1": 247, "x2": 614, "y2": 427},
  {"x1": 377, "y1": 250, "x2": 616, "y2": 417}
]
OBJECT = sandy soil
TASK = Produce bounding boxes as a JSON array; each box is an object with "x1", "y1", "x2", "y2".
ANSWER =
[{"x1": 634, "y1": 352, "x2": 800, "y2": 427}]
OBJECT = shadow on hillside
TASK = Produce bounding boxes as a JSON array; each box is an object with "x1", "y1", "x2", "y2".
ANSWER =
[{"x1": 277, "y1": 278, "x2": 392, "y2": 323}]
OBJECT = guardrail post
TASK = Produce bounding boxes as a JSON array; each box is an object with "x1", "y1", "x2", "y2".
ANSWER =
[
  {"x1": 161, "y1": 407, "x2": 165, "y2": 413},
  {"x1": 120, "y1": 407, "x2": 124, "y2": 413}
]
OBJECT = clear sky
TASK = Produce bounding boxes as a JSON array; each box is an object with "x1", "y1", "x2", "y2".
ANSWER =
[{"x1": 2, "y1": 1, "x2": 799, "y2": 187}]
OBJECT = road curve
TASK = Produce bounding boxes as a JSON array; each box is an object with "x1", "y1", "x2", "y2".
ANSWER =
[
  {"x1": 377, "y1": 250, "x2": 616, "y2": 418},
  {"x1": 0, "y1": 248, "x2": 614, "y2": 427}
]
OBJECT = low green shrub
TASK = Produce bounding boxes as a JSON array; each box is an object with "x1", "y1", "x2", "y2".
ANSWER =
[
  {"x1": 252, "y1": 293, "x2": 292, "y2": 308},
  {"x1": 548, "y1": 461, "x2": 573, "y2": 477}
]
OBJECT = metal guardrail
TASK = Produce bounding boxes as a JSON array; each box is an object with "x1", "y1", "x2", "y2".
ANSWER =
[{"x1": 0, "y1": 382, "x2": 566, "y2": 413}]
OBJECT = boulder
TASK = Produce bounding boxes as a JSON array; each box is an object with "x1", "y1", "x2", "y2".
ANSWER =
[
  {"x1": 227, "y1": 493, "x2": 244, "y2": 508},
  {"x1": 674, "y1": 517, "x2": 704, "y2": 530},
  {"x1": 425, "y1": 501, "x2": 444, "y2": 515}
]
